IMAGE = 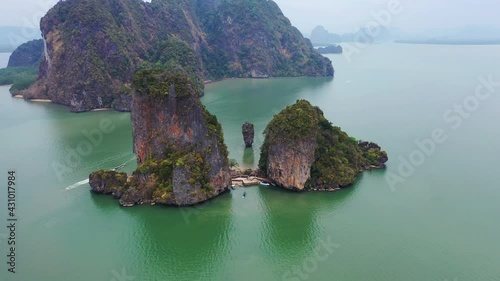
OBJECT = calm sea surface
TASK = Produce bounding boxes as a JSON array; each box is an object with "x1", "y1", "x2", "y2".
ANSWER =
[{"x1": 1, "y1": 44, "x2": 500, "y2": 281}]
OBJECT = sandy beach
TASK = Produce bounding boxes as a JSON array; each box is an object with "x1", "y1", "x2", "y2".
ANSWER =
[
  {"x1": 91, "y1": 108, "x2": 113, "y2": 112},
  {"x1": 29, "y1": 99, "x2": 52, "y2": 103}
]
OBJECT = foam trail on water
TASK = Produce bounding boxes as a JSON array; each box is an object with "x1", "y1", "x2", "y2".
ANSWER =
[
  {"x1": 65, "y1": 179, "x2": 90, "y2": 191},
  {"x1": 65, "y1": 154, "x2": 136, "y2": 190},
  {"x1": 65, "y1": 156, "x2": 135, "y2": 191}
]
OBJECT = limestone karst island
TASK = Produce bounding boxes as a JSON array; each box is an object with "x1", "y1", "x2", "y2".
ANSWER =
[
  {"x1": 0, "y1": 0, "x2": 387, "y2": 207},
  {"x1": 10, "y1": 0, "x2": 500, "y2": 280}
]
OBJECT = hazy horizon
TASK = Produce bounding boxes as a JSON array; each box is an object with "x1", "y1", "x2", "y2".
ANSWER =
[
  {"x1": 276, "y1": 0, "x2": 500, "y2": 35},
  {"x1": 0, "y1": 0, "x2": 498, "y2": 36}
]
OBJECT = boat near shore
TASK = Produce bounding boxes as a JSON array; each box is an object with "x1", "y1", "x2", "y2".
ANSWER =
[{"x1": 111, "y1": 164, "x2": 126, "y2": 172}]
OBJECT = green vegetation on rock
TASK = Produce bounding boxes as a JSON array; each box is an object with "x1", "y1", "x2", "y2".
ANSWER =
[
  {"x1": 0, "y1": 67, "x2": 38, "y2": 94},
  {"x1": 263, "y1": 100, "x2": 320, "y2": 143},
  {"x1": 144, "y1": 38, "x2": 204, "y2": 95},
  {"x1": 135, "y1": 147, "x2": 213, "y2": 203},
  {"x1": 204, "y1": 108, "x2": 229, "y2": 165},
  {"x1": 89, "y1": 170, "x2": 128, "y2": 194},
  {"x1": 309, "y1": 120, "x2": 367, "y2": 187},
  {"x1": 132, "y1": 69, "x2": 198, "y2": 99}
]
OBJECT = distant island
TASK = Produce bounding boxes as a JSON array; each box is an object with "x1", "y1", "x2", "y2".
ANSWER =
[
  {"x1": 316, "y1": 45, "x2": 343, "y2": 54},
  {"x1": 309, "y1": 25, "x2": 391, "y2": 45},
  {"x1": 309, "y1": 24, "x2": 500, "y2": 47},
  {"x1": 6, "y1": 0, "x2": 334, "y2": 113}
]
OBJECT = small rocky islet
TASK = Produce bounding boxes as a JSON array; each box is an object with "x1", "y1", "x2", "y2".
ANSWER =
[
  {"x1": 89, "y1": 71, "x2": 387, "y2": 207},
  {"x1": 259, "y1": 100, "x2": 387, "y2": 191}
]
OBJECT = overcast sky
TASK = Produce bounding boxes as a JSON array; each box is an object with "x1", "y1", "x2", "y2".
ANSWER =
[
  {"x1": 274, "y1": 0, "x2": 500, "y2": 34},
  {"x1": 1, "y1": 0, "x2": 499, "y2": 34}
]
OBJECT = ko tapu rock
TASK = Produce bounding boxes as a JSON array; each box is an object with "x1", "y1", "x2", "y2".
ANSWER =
[
  {"x1": 259, "y1": 100, "x2": 388, "y2": 191},
  {"x1": 90, "y1": 69, "x2": 231, "y2": 206},
  {"x1": 242, "y1": 122, "x2": 255, "y2": 147}
]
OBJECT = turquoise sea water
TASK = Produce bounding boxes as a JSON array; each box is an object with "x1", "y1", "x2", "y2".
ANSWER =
[{"x1": 1, "y1": 44, "x2": 500, "y2": 281}]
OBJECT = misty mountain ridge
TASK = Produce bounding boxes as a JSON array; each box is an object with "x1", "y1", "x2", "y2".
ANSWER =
[{"x1": 309, "y1": 25, "x2": 500, "y2": 45}]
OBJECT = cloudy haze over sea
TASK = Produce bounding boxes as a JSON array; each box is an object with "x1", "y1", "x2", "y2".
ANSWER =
[{"x1": 0, "y1": 0, "x2": 499, "y2": 35}]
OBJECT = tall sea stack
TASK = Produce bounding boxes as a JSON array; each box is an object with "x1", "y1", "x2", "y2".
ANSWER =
[
  {"x1": 242, "y1": 122, "x2": 255, "y2": 147},
  {"x1": 90, "y1": 69, "x2": 231, "y2": 206}
]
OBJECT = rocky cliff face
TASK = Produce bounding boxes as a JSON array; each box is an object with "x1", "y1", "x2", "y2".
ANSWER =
[
  {"x1": 21, "y1": 0, "x2": 333, "y2": 112},
  {"x1": 7, "y1": 39, "x2": 44, "y2": 68},
  {"x1": 198, "y1": 0, "x2": 333, "y2": 78},
  {"x1": 259, "y1": 100, "x2": 388, "y2": 191},
  {"x1": 22, "y1": 0, "x2": 154, "y2": 110},
  {"x1": 265, "y1": 138, "x2": 316, "y2": 190},
  {"x1": 90, "y1": 69, "x2": 231, "y2": 206}
]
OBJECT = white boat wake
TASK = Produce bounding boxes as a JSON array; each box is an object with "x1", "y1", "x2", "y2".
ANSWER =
[
  {"x1": 64, "y1": 156, "x2": 136, "y2": 191},
  {"x1": 65, "y1": 179, "x2": 90, "y2": 190}
]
